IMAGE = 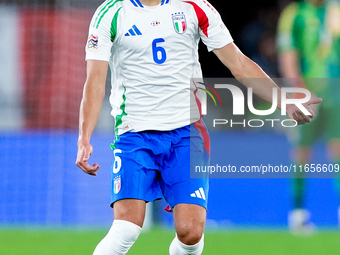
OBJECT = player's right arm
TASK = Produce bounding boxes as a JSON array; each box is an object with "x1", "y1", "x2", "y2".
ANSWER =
[
  {"x1": 76, "y1": 60, "x2": 108, "y2": 176},
  {"x1": 76, "y1": 2, "x2": 116, "y2": 175}
]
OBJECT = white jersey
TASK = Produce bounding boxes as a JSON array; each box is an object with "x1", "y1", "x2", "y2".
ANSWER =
[{"x1": 86, "y1": 0, "x2": 233, "y2": 136}]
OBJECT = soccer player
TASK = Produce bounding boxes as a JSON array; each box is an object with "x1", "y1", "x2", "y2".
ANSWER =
[
  {"x1": 277, "y1": 0, "x2": 340, "y2": 234},
  {"x1": 76, "y1": 0, "x2": 321, "y2": 254}
]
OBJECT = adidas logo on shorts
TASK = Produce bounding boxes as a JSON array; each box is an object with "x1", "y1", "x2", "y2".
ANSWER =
[{"x1": 190, "y1": 187, "x2": 206, "y2": 200}]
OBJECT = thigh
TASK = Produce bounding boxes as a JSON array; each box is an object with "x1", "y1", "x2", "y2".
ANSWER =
[{"x1": 113, "y1": 199, "x2": 146, "y2": 228}]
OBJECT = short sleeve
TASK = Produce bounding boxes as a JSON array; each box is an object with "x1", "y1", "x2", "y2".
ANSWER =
[
  {"x1": 277, "y1": 3, "x2": 298, "y2": 53},
  {"x1": 85, "y1": 4, "x2": 118, "y2": 62},
  {"x1": 185, "y1": 0, "x2": 233, "y2": 52}
]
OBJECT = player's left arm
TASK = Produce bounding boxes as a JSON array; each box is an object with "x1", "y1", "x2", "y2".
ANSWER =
[{"x1": 213, "y1": 42, "x2": 322, "y2": 124}]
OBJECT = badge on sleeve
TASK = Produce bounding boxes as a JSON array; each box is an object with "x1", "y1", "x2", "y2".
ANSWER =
[{"x1": 87, "y1": 34, "x2": 99, "y2": 50}]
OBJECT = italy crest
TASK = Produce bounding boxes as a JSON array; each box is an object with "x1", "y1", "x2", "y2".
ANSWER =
[
  {"x1": 114, "y1": 175, "x2": 121, "y2": 194},
  {"x1": 172, "y1": 12, "x2": 187, "y2": 34}
]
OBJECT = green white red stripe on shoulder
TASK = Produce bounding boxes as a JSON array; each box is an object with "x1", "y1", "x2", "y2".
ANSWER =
[{"x1": 93, "y1": 0, "x2": 124, "y2": 28}]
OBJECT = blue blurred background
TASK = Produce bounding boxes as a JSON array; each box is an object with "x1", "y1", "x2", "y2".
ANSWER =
[{"x1": 1, "y1": 131, "x2": 338, "y2": 227}]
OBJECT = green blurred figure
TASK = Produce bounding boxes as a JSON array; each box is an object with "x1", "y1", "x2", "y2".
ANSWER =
[{"x1": 277, "y1": 0, "x2": 340, "y2": 234}]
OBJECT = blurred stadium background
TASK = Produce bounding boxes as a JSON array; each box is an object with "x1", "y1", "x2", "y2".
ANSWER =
[{"x1": 0, "y1": 0, "x2": 339, "y2": 254}]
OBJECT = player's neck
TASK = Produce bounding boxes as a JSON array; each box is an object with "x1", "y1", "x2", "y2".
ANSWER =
[{"x1": 139, "y1": 0, "x2": 162, "y2": 6}]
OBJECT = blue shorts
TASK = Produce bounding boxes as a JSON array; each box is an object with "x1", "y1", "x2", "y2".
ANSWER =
[{"x1": 110, "y1": 120, "x2": 210, "y2": 211}]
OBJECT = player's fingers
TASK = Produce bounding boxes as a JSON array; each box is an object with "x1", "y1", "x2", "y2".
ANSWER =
[
  {"x1": 76, "y1": 149, "x2": 95, "y2": 170},
  {"x1": 307, "y1": 98, "x2": 322, "y2": 105},
  {"x1": 76, "y1": 143, "x2": 97, "y2": 175},
  {"x1": 292, "y1": 111, "x2": 304, "y2": 125},
  {"x1": 77, "y1": 160, "x2": 100, "y2": 175},
  {"x1": 305, "y1": 106, "x2": 315, "y2": 119},
  {"x1": 293, "y1": 111, "x2": 304, "y2": 125},
  {"x1": 84, "y1": 163, "x2": 100, "y2": 176},
  {"x1": 89, "y1": 163, "x2": 100, "y2": 175},
  {"x1": 75, "y1": 158, "x2": 89, "y2": 172},
  {"x1": 300, "y1": 111, "x2": 311, "y2": 124},
  {"x1": 295, "y1": 110, "x2": 311, "y2": 125}
]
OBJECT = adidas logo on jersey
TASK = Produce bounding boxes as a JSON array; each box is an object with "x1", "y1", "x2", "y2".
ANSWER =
[
  {"x1": 190, "y1": 187, "x2": 206, "y2": 200},
  {"x1": 125, "y1": 25, "x2": 142, "y2": 36}
]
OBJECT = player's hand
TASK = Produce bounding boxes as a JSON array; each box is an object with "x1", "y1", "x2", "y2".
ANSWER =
[
  {"x1": 286, "y1": 98, "x2": 322, "y2": 125},
  {"x1": 76, "y1": 140, "x2": 100, "y2": 176}
]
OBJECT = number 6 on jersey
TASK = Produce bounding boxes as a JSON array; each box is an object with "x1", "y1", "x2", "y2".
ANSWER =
[{"x1": 152, "y1": 38, "x2": 167, "y2": 64}]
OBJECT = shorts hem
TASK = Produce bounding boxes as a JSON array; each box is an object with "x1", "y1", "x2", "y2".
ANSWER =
[
  {"x1": 167, "y1": 200, "x2": 208, "y2": 212},
  {"x1": 110, "y1": 196, "x2": 163, "y2": 207}
]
